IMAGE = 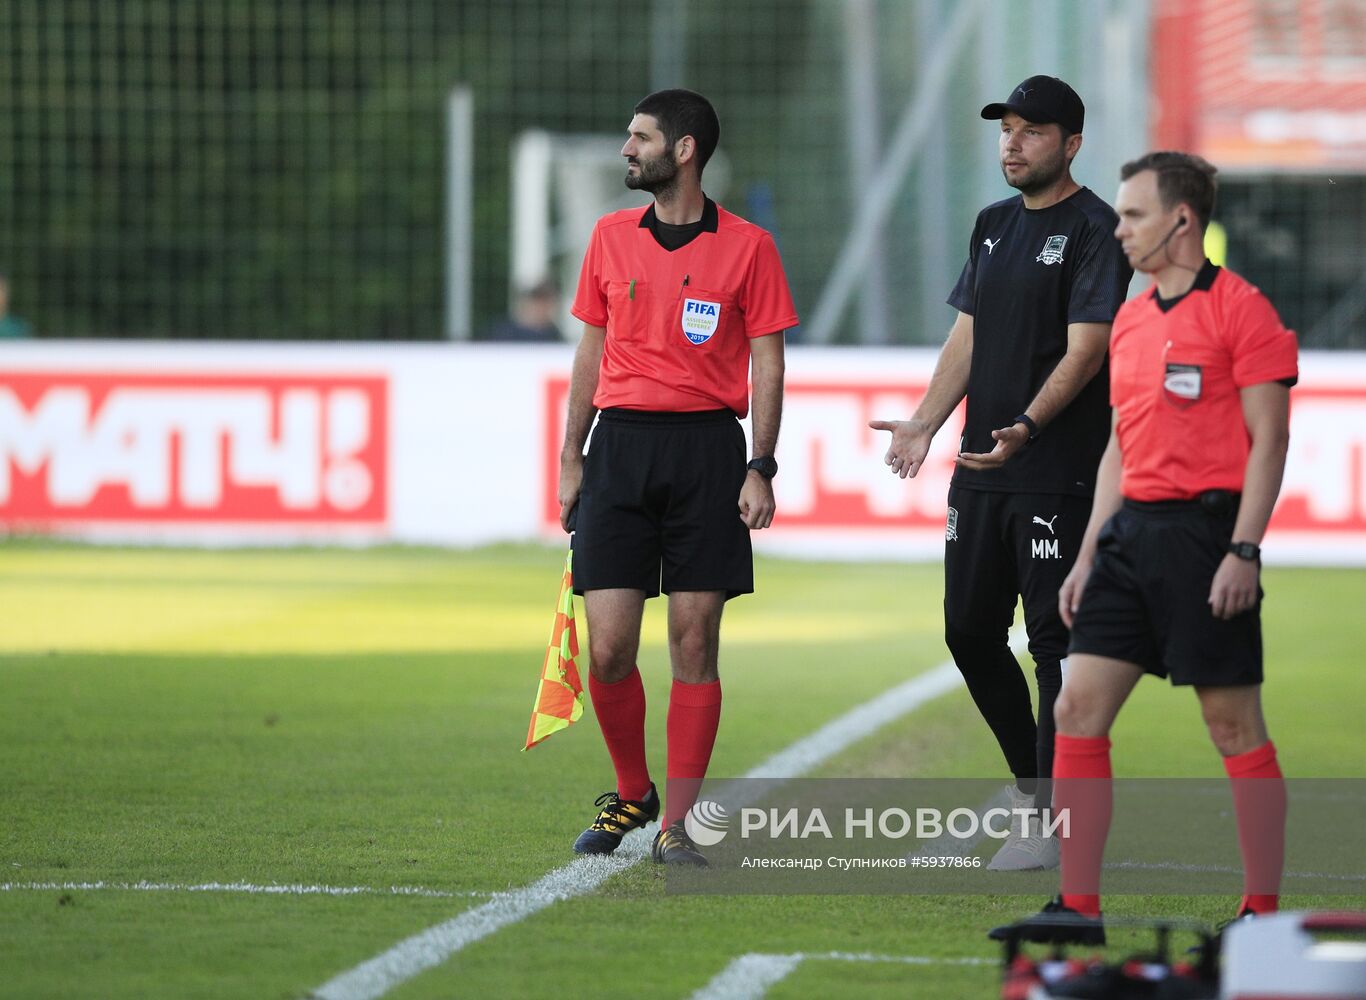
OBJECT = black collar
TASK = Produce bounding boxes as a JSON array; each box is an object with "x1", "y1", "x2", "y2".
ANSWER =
[
  {"x1": 1154, "y1": 259, "x2": 1220, "y2": 313},
  {"x1": 638, "y1": 197, "x2": 719, "y2": 233}
]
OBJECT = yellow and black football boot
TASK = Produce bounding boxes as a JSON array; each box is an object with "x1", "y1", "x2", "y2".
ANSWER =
[
  {"x1": 572, "y1": 784, "x2": 659, "y2": 855},
  {"x1": 650, "y1": 821, "x2": 708, "y2": 867}
]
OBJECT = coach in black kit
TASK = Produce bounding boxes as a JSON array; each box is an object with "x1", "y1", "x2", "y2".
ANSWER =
[{"x1": 871, "y1": 76, "x2": 1131, "y2": 870}]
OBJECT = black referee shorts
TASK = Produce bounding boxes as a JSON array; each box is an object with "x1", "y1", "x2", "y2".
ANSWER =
[
  {"x1": 1068, "y1": 496, "x2": 1263, "y2": 686},
  {"x1": 572, "y1": 408, "x2": 752, "y2": 600}
]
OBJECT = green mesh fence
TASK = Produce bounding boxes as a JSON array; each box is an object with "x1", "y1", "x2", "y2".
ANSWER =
[
  {"x1": 0, "y1": 0, "x2": 834, "y2": 340},
  {"x1": 0, "y1": 1, "x2": 1356, "y2": 345}
]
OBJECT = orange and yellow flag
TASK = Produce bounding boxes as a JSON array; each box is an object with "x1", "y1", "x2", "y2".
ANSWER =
[{"x1": 523, "y1": 548, "x2": 584, "y2": 750}]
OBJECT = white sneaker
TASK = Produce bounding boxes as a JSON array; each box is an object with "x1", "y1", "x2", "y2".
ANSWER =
[{"x1": 988, "y1": 785, "x2": 1060, "y2": 871}]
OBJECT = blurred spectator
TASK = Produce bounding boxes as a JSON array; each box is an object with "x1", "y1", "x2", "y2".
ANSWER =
[
  {"x1": 0, "y1": 273, "x2": 34, "y2": 338},
  {"x1": 480, "y1": 278, "x2": 563, "y2": 343}
]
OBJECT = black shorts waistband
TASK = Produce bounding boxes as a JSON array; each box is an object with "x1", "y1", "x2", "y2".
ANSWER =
[
  {"x1": 598, "y1": 407, "x2": 737, "y2": 426},
  {"x1": 1123, "y1": 490, "x2": 1240, "y2": 517}
]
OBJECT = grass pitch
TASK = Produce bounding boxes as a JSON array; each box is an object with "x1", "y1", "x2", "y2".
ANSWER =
[{"x1": 1, "y1": 543, "x2": 1362, "y2": 999}]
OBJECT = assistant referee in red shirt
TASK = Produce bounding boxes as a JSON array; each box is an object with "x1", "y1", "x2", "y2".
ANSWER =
[
  {"x1": 557, "y1": 89, "x2": 797, "y2": 867},
  {"x1": 995, "y1": 151, "x2": 1298, "y2": 944}
]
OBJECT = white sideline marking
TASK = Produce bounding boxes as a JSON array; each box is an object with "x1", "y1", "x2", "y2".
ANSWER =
[
  {"x1": 309, "y1": 836, "x2": 654, "y2": 1000},
  {"x1": 740, "y1": 661, "x2": 962, "y2": 781},
  {"x1": 310, "y1": 633, "x2": 1026, "y2": 1000},
  {"x1": 1105, "y1": 860, "x2": 1366, "y2": 882},
  {"x1": 746, "y1": 629, "x2": 1027, "y2": 782},
  {"x1": 688, "y1": 951, "x2": 994, "y2": 1000},
  {"x1": 0, "y1": 881, "x2": 485, "y2": 898},
  {"x1": 688, "y1": 954, "x2": 803, "y2": 1000},
  {"x1": 908, "y1": 786, "x2": 1011, "y2": 861}
]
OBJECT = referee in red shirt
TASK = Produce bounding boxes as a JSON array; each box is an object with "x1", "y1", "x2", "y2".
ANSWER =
[
  {"x1": 557, "y1": 89, "x2": 797, "y2": 866},
  {"x1": 994, "y1": 152, "x2": 1298, "y2": 944}
]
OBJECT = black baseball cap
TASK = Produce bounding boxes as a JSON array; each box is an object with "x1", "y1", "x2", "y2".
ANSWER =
[{"x1": 980, "y1": 75, "x2": 1084, "y2": 134}]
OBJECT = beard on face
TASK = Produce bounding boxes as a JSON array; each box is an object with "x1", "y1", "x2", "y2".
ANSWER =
[
  {"x1": 1001, "y1": 143, "x2": 1068, "y2": 196},
  {"x1": 625, "y1": 150, "x2": 679, "y2": 194}
]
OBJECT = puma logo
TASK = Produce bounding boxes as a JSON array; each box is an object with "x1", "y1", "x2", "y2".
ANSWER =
[
  {"x1": 983, "y1": 238, "x2": 1001, "y2": 255},
  {"x1": 1033, "y1": 514, "x2": 1059, "y2": 535}
]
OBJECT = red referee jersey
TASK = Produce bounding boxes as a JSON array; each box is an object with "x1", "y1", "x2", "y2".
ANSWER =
[
  {"x1": 571, "y1": 200, "x2": 798, "y2": 417},
  {"x1": 1110, "y1": 262, "x2": 1298, "y2": 502}
]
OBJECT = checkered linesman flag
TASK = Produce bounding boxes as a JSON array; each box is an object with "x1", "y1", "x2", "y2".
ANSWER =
[{"x1": 523, "y1": 547, "x2": 584, "y2": 749}]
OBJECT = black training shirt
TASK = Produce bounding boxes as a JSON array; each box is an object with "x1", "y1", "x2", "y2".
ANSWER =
[{"x1": 947, "y1": 187, "x2": 1132, "y2": 496}]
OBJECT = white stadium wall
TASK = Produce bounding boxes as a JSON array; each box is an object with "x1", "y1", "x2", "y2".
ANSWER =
[{"x1": 2, "y1": 341, "x2": 1365, "y2": 566}]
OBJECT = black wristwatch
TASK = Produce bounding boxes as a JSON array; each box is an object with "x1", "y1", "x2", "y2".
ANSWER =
[
  {"x1": 747, "y1": 456, "x2": 778, "y2": 480},
  {"x1": 1228, "y1": 540, "x2": 1261, "y2": 561},
  {"x1": 1013, "y1": 413, "x2": 1040, "y2": 443}
]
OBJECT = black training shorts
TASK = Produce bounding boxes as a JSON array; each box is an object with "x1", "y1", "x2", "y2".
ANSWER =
[
  {"x1": 944, "y1": 485, "x2": 1093, "y2": 668},
  {"x1": 1068, "y1": 498, "x2": 1263, "y2": 686},
  {"x1": 572, "y1": 408, "x2": 752, "y2": 599}
]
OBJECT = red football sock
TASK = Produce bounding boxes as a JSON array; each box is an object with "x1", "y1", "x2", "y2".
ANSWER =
[
  {"x1": 1224, "y1": 740, "x2": 1285, "y2": 915},
  {"x1": 587, "y1": 668, "x2": 652, "y2": 802},
  {"x1": 1054, "y1": 733, "x2": 1112, "y2": 918},
  {"x1": 663, "y1": 679, "x2": 723, "y2": 828}
]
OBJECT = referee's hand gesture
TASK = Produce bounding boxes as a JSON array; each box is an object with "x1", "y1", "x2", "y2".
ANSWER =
[
  {"x1": 738, "y1": 471, "x2": 776, "y2": 530},
  {"x1": 1209, "y1": 553, "x2": 1260, "y2": 620}
]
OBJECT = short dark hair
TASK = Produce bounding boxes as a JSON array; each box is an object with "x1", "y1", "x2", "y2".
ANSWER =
[
  {"x1": 634, "y1": 88, "x2": 720, "y2": 175},
  {"x1": 1057, "y1": 124, "x2": 1077, "y2": 162},
  {"x1": 1120, "y1": 151, "x2": 1219, "y2": 229}
]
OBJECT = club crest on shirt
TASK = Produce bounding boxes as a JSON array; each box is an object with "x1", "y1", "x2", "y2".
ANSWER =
[
  {"x1": 1035, "y1": 235, "x2": 1068, "y2": 265},
  {"x1": 681, "y1": 298, "x2": 722, "y2": 344}
]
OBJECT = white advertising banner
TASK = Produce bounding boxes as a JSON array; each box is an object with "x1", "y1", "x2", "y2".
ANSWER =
[{"x1": 2, "y1": 341, "x2": 1364, "y2": 565}]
